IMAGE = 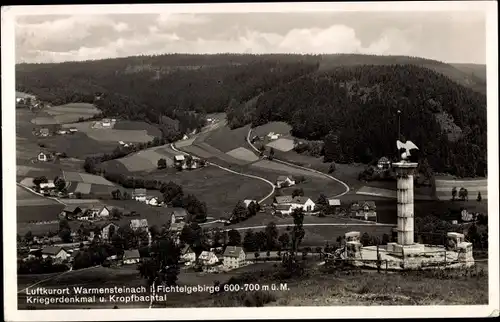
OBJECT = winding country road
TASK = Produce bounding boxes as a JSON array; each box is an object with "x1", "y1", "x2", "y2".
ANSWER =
[{"x1": 246, "y1": 128, "x2": 350, "y2": 198}]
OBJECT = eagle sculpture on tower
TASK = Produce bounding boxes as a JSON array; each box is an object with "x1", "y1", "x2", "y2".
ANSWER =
[{"x1": 397, "y1": 140, "x2": 419, "y2": 161}]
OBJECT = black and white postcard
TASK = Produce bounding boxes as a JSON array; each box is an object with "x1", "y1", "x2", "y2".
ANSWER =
[{"x1": 2, "y1": 1, "x2": 499, "y2": 321}]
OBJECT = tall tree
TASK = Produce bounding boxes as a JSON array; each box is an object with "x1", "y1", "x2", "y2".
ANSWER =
[
  {"x1": 227, "y1": 229, "x2": 242, "y2": 246},
  {"x1": 264, "y1": 222, "x2": 279, "y2": 250}
]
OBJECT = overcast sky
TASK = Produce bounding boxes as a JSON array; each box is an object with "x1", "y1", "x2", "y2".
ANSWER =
[{"x1": 15, "y1": 11, "x2": 486, "y2": 64}]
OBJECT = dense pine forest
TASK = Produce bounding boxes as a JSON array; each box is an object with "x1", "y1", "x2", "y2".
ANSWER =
[
  {"x1": 250, "y1": 64, "x2": 487, "y2": 177},
  {"x1": 16, "y1": 54, "x2": 487, "y2": 177}
]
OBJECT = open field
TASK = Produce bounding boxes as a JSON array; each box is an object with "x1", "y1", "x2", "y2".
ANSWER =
[
  {"x1": 61, "y1": 121, "x2": 155, "y2": 143},
  {"x1": 251, "y1": 160, "x2": 329, "y2": 180},
  {"x1": 252, "y1": 121, "x2": 293, "y2": 137},
  {"x1": 101, "y1": 144, "x2": 177, "y2": 174},
  {"x1": 435, "y1": 177, "x2": 488, "y2": 200},
  {"x1": 97, "y1": 159, "x2": 132, "y2": 175},
  {"x1": 16, "y1": 186, "x2": 61, "y2": 207},
  {"x1": 266, "y1": 138, "x2": 295, "y2": 152},
  {"x1": 31, "y1": 103, "x2": 101, "y2": 125},
  {"x1": 17, "y1": 204, "x2": 65, "y2": 224},
  {"x1": 144, "y1": 166, "x2": 272, "y2": 217},
  {"x1": 110, "y1": 120, "x2": 162, "y2": 137},
  {"x1": 356, "y1": 186, "x2": 434, "y2": 201},
  {"x1": 175, "y1": 137, "x2": 196, "y2": 148},
  {"x1": 181, "y1": 142, "x2": 249, "y2": 165},
  {"x1": 63, "y1": 171, "x2": 114, "y2": 186},
  {"x1": 203, "y1": 124, "x2": 251, "y2": 153},
  {"x1": 37, "y1": 133, "x2": 119, "y2": 158},
  {"x1": 226, "y1": 147, "x2": 259, "y2": 162},
  {"x1": 74, "y1": 183, "x2": 92, "y2": 194}
]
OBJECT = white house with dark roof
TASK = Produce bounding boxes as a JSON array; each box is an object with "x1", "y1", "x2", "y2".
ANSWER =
[
  {"x1": 41, "y1": 246, "x2": 70, "y2": 263},
  {"x1": 87, "y1": 206, "x2": 110, "y2": 219},
  {"x1": 122, "y1": 249, "x2": 141, "y2": 265},
  {"x1": 291, "y1": 196, "x2": 316, "y2": 212},
  {"x1": 145, "y1": 196, "x2": 160, "y2": 206},
  {"x1": 276, "y1": 175, "x2": 296, "y2": 188},
  {"x1": 274, "y1": 195, "x2": 316, "y2": 213},
  {"x1": 222, "y1": 246, "x2": 246, "y2": 269}
]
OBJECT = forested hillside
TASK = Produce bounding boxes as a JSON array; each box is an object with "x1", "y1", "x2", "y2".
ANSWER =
[
  {"x1": 251, "y1": 64, "x2": 487, "y2": 178},
  {"x1": 16, "y1": 54, "x2": 487, "y2": 177}
]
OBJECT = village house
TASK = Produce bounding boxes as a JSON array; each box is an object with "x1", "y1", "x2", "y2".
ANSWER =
[
  {"x1": 60, "y1": 205, "x2": 83, "y2": 220},
  {"x1": 171, "y1": 208, "x2": 189, "y2": 224},
  {"x1": 132, "y1": 188, "x2": 147, "y2": 202},
  {"x1": 274, "y1": 195, "x2": 294, "y2": 205},
  {"x1": 181, "y1": 245, "x2": 197, "y2": 265},
  {"x1": 39, "y1": 181, "x2": 56, "y2": 193},
  {"x1": 145, "y1": 196, "x2": 160, "y2": 206},
  {"x1": 274, "y1": 204, "x2": 293, "y2": 216},
  {"x1": 101, "y1": 119, "x2": 112, "y2": 127},
  {"x1": 198, "y1": 250, "x2": 220, "y2": 267},
  {"x1": 377, "y1": 157, "x2": 391, "y2": 170},
  {"x1": 101, "y1": 223, "x2": 119, "y2": 241},
  {"x1": 16, "y1": 92, "x2": 37, "y2": 105},
  {"x1": 291, "y1": 196, "x2": 316, "y2": 212},
  {"x1": 122, "y1": 249, "x2": 141, "y2": 265},
  {"x1": 88, "y1": 206, "x2": 110, "y2": 220},
  {"x1": 274, "y1": 195, "x2": 316, "y2": 213},
  {"x1": 327, "y1": 199, "x2": 342, "y2": 214},
  {"x1": 130, "y1": 218, "x2": 149, "y2": 232},
  {"x1": 267, "y1": 132, "x2": 280, "y2": 140},
  {"x1": 182, "y1": 134, "x2": 189, "y2": 140},
  {"x1": 41, "y1": 246, "x2": 70, "y2": 263},
  {"x1": 56, "y1": 129, "x2": 68, "y2": 135},
  {"x1": 243, "y1": 199, "x2": 257, "y2": 208},
  {"x1": 39, "y1": 128, "x2": 50, "y2": 137},
  {"x1": 37, "y1": 152, "x2": 50, "y2": 162},
  {"x1": 276, "y1": 175, "x2": 296, "y2": 188},
  {"x1": 350, "y1": 201, "x2": 377, "y2": 221},
  {"x1": 68, "y1": 128, "x2": 78, "y2": 134},
  {"x1": 222, "y1": 246, "x2": 246, "y2": 270},
  {"x1": 174, "y1": 155, "x2": 186, "y2": 163}
]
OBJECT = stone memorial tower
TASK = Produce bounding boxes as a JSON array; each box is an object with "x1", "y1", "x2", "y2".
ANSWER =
[{"x1": 387, "y1": 140, "x2": 425, "y2": 255}]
